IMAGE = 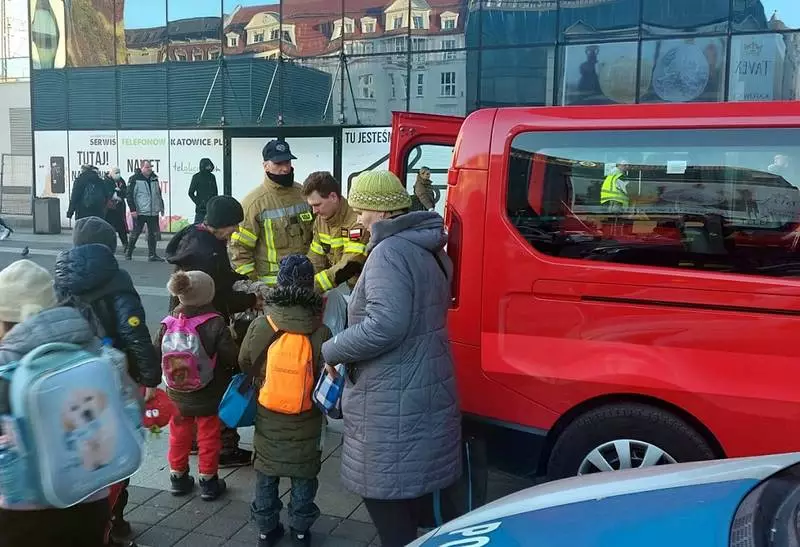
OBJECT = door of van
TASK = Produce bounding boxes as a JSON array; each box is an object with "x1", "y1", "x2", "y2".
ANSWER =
[{"x1": 389, "y1": 112, "x2": 463, "y2": 218}]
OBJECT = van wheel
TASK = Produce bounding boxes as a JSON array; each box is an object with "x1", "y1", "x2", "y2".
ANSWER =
[{"x1": 546, "y1": 403, "x2": 716, "y2": 481}]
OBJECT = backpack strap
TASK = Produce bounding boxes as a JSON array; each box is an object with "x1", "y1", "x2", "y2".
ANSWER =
[{"x1": 184, "y1": 312, "x2": 222, "y2": 329}]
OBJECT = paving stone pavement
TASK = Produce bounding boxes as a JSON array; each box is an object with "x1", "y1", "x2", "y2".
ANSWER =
[{"x1": 125, "y1": 422, "x2": 527, "y2": 547}]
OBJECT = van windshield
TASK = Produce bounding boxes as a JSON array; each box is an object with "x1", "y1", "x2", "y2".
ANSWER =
[{"x1": 507, "y1": 128, "x2": 800, "y2": 277}]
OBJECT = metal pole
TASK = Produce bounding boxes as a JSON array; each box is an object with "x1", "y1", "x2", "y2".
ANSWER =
[
  {"x1": 343, "y1": 55, "x2": 361, "y2": 125},
  {"x1": 257, "y1": 61, "x2": 279, "y2": 123},
  {"x1": 197, "y1": 62, "x2": 223, "y2": 124},
  {"x1": 322, "y1": 57, "x2": 342, "y2": 120}
]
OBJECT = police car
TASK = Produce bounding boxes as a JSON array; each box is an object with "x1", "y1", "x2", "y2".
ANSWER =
[{"x1": 409, "y1": 453, "x2": 800, "y2": 547}]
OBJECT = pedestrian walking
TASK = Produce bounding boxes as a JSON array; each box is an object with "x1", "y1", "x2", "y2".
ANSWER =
[
  {"x1": 240, "y1": 255, "x2": 330, "y2": 547},
  {"x1": 67, "y1": 165, "x2": 113, "y2": 221},
  {"x1": 104, "y1": 168, "x2": 129, "y2": 251},
  {"x1": 52, "y1": 216, "x2": 162, "y2": 546},
  {"x1": 411, "y1": 166, "x2": 436, "y2": 212},
  {"x1": 125, "y1": 161, "x2": 165, "y2": 262},
  {"x1": 320, "y1": 171, "x2": 461, "y2": 546},
  {"x1": 155, "y1": 270, "x2": 239, "y2": 501},
  {"x1": 188, "y1": 158, "x2": 219, "y2": 224},
  {"x1": 230, "y1": 139, "x2": 314, "y2": 284},
  {"x1": 0, "y1": 260, "x2": 111, "y2": 547},
  {"x1": 165, "y1": 195, "x2": 258, "y2": 468}
]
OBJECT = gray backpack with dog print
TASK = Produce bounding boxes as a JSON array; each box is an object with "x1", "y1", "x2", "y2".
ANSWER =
[{"x1": 0, "y1": 342, "x2": 144, "y2": 508}]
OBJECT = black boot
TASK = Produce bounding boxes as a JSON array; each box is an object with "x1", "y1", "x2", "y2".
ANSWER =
[
  {"x1": 169, "y1": 472, "x2": 194, "y2": 496},
  {"x1": 199, "y1": 475, "x2": 226, "y2": 501}
]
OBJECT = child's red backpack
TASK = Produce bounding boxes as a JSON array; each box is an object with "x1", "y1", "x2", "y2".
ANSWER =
[{"x1": 143, "y1": 388, "x2": 175, "y2": 432}]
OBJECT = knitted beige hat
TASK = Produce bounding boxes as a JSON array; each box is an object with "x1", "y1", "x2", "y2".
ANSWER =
[
  {"x1": 0, "y1": 260, "x2": 58, "y2": 323},
  {"x1": 348, "y1": 170, "x2": 412, "y2": 212},
  {"x1": 167, "y1": 270, "x2": 216, "y2": 307}
]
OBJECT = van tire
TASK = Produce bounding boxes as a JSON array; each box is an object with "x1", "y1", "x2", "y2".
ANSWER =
[{"x1": 546, "y1": 403, "x2": 716, "y2": 480}]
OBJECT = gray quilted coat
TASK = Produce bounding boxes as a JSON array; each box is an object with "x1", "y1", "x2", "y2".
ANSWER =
[{"x1": 321, "y1": 211, "x2": 462, "y2": 500}]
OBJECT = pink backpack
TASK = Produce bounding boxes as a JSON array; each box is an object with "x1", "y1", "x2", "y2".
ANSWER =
[{"x1": 160, "y1": 312, "x2": 219, "y2": 392}]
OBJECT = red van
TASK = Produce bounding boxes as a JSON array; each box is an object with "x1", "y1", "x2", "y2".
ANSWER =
[{"x1": 390, "y1": 101, "x2": 800, "y2": 480}]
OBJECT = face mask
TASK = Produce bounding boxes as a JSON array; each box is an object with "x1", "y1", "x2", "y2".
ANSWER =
[{"x1": 267, "y1": 169, "x2": 294, "y2": 187}]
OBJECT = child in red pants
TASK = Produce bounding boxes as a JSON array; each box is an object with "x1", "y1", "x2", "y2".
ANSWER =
[{"x1": 155, "y1": 270, "x2": 239, "y2": 501}]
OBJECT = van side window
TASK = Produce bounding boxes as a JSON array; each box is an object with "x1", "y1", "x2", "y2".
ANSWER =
[
  {"x1": 507, "y1": 128, "x2": 800, "y2": 277},
  {"x1": 405, "y1": 143, "x2": 454, "y2": 216}
]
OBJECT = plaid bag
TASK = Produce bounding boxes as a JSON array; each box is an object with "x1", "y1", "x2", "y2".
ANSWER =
[{"x1": 312, "y1": 364, "x2": 345, "y2": 419}]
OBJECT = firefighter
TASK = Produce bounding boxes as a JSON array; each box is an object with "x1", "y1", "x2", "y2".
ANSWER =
[
  {"x1": 230, "y1": 139, "x2": 314, "y2": 284},
  {"x1": 600, "y1": 159, "x2": 630, "y2": 211},
  {"x1": 302, "y1": 171, "x2": 369, "y2": 293}
]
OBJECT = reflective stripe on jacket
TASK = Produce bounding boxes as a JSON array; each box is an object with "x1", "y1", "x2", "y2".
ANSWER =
[
  {"x1": 231, "y1": 178, "x2": 314, "y2": 284},
  {"x1": 308, "y1": 198, "x2": 369, "y2": 292},
  {"x1": 600, "y1": 172, "x2": 629, "y2": 206}
]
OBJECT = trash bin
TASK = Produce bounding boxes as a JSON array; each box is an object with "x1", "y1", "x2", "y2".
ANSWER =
[{"x1": 33, "y1": 197, "x2": 61, "y2": 234}]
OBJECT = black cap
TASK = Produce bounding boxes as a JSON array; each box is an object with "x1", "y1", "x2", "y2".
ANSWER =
[
  {"x1": 262, "y1": 139, "x2": 297, "y2": 163},
  {"x1": 205, "y1": 196, "x2": 244, "y2": 228}
]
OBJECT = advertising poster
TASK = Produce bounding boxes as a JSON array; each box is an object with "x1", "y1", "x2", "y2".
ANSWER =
[
  {"x1": 33, "y1": 131, "x2": 70, "y2": 227},
  {"x1": 67, "y1": 130, "x2": 118, "y2": 184},
  {"x1": 117, "y1": 130, "x2": 171, "y2": 231},
  {"x1": 729, "y1": 34, "x2": 786, "y2": 102},
  {"x1": 341, "y1": 127, "x2": 392, "y2": 197},
  {"x1": 169, "y1": 130, "x2": 225, "y2": 231},
  {"x1": 29, "y1": 0, "x2": 67, "y2": 70},
  {"x1": 230, "y1": 137, "x2": 334, "y2": 202}
]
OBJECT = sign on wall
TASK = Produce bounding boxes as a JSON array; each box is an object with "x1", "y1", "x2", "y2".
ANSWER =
[
  {"x1": 169, "y1": 130, "x2": 224, "y2": 232},
  {"x1": 67, "y1": 130, "x2": 118, "y2": 183},
  {"x1": 341, "y1": 127, "x2": 392, "y2": 197},
  {"x1": 117, "y1": 131, "x2": 171, "y2": 231},
  {"x1": 33, "y1": 130, "x2": 70, "y2": 227},
  {"x1": 230, "y1": 137, "x2": 334, "y2": 203}
]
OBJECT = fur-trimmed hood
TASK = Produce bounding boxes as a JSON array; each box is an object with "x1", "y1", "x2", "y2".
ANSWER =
[{"x1": 263, "y1": 286, "x2": 324, "y2": 335}]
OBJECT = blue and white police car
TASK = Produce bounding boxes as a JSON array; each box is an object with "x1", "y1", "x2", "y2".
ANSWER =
[{"x1": 409, "y1": 452, "x2": 800, "y2": 547}]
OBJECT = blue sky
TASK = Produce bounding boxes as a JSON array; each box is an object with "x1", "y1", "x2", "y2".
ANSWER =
[{"x1": 124, "y1": 0, "x2": 279, "y2": 29}]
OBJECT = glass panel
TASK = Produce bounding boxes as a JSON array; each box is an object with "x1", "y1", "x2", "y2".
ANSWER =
[
  {"x1": 1, "y1": 58, "x2": 31, "y2": 81},
  {"x1": 168, "y1": 62, "x2": 222, "y2": 126},
  {"x1": 60, "y1": 0, "x2": 118, "y2": 66},
  {"x1": 343, "y1": 53, "x2": 408, "y2": 126},
  {"x1": 733, "y1": 0, "x2": 800, "y2": 32},
  {"x1": 405, "y1": 143, "x2": 454, "y2": 216},
  {"x1": 409, "y1": 50, "x2": 466, "y2": 117},
  {"x1": 31, "y1": 0, "x2": 67, "y2": 69},
  {"x1": 559, "y1": 0, "x2": 640, "y2": 43},
  {"x1": 729, "y1": 33, "x2": 800, "y2": 101},
  {"x1": 168, "y1": 0, "x2": 222, "y2": 63},
  {"x1": 559, "y1": 41, "x2": 641, "y2": 105},
  {"x1": 639, "y1": 37, "x2": 726, "y2": 103},
  {"x1": 123, "y1": 0, "x2": 168, "y2": 64},
  {"x1": 480, "y1": 0, "x2": 557, "y2": 46},
  {"x1": 282, "y1": 57, "x2": 338, "y2": 125},
  {"x1": 507, "y1": 128, "x2": 800, "y2": 278},
  {"x1": 481, "y1": 47, "x2": 555, "y2": 107},
  {"x1": 642, "y1": 0, "x2": 730, "y2": 36},
  {"x1": 282, "y1": 0, "x2": 341, "y2": 57},
  {"x1": 223, "y1": 1, "x2": 281, "y2": 59}
]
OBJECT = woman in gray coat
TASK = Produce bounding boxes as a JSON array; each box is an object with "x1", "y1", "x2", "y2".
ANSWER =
[{"x1": 321, "y1": 170, "x2": 461, "y2": 546}]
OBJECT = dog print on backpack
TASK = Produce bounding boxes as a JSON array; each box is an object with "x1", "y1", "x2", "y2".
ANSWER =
[{"x1": 160, "y1": 313, "x2": 219, "y2": 392}]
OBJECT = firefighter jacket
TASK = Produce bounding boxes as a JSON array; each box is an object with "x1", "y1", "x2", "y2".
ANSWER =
[
  {"x1": 600, "y1": 171, "x2": 629, "y2": 207},
  {"x1": 231, "y1": 177, "x2": 314, "y2": 284},
  {"x1": 308, "y1": 198, "x2": 369, "y2": 292}
]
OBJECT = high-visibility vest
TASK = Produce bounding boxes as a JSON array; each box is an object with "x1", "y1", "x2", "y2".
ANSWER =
[{"x1": 600, "y1": 172, "x2": 629, "y2": 206}]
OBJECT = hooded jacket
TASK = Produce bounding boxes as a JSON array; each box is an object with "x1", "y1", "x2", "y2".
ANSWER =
[
  {"x1": 67, "y1": 169, "x2": 112, "y2": 220},
  {"x1": 0, "y1": 306, "x2": 108, "y2": 509},
  {"x1": 154, "y1": 302, "x2": 239, "y2": 417},
  {"x1": 53, "y1": 243, "x2": 161, "y2": 388},
  {"x1": 239, "y1": 286, "x2": 331, "y2": 479},
  {"x1": 188, "y1": 159, "x2": 219, "y2": 215},
  {"x1": 321, "y1": 211, "x2": 462, "y2": 500},
  {"x1": 165, "y1": 224, "x2": 256, "y2": 321}
]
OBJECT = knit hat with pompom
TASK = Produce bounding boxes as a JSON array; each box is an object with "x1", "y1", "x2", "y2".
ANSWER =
[
  {"x1": 0, "y1": 260, "x2": 58, "y2": 324},
  {"x1": 167, "y1": 270, "x2": 215, "y2": 308}
]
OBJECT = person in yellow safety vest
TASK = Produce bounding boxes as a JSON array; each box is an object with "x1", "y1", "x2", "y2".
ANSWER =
[
  {"x1": 302, "y1": 171, "x2": 369, "y2": 293},
  {"x1": 600, "y1": 159, "x2": 631, "y2": 210},
  {"x1": 230, "y1": 139, "x2": 314, "y2": 285}
]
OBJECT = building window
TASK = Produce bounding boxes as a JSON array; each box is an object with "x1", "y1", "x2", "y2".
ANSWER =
[
  {"x1": 254, "y1": 32, "x2": 265, "y2": 43},
  {"x1": 192, "y1": 50, "x2": 203, "y2": 62},
  {"x1": 227, "y1": 35, "x2": 239, "y2": 48},
  {"x1": 364, "y1": 42, "x2": 374, "y2": 54},
  {"x1": 394, "y1": 37, "x2": 406, "y2": 52},
  {"x1": 416, "y1": 73, "x2": 424, "y2": 97},
  {"x1": 413, "y1": 15, "x2": 424, "y2": 29},
  {"x1": 441, "y1": 39, "x2": 456, "y2": 59},
  {"x1": 402, "y1": 75, "x2": 408, "y2": 99},
  {"x1": 359, "y1": 74, "x2": 375, "y2": 99},
  {"x1": 393, "y1": 16, "x2": 403, "y2": 30},
  {"x1": 345, "y1": 21, "x2": 354, "y2": 34},
  {"x1": 364, "y1": 21, "x2": 375, "y2": 33},
  {"x1": 443, "y1": 18, "x2": 456, "y2": 30},
  {"x1": 412, "y1": 38, "x2": 426, "y2": 61},
  {"x1": 390, "y1": 74, "x2": 396, "y2": 99},
  {"x1": 441, "y1": 72, "x2": 456, "y2": 97},
  {"x1": 209, "y1": 49, "x2": 221, "y2": 60},
  {"x1": 175, "y1": 51, "x2": 187, "y2": 62},
  {"x1": 270, "y1": 29, "x2": 280, "y2": 41}
]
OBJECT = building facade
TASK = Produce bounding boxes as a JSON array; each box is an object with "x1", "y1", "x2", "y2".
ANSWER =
[{"x1": 26, "y1": 0, "x2": 800, "y2": 228}]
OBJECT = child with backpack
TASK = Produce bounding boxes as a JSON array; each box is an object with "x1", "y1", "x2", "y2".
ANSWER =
[
  {"x1": 155, "y1": 270, "x2": 238, "y2": 501},
  {"x1": 0, "y1": 260, "x2": 139, "y2": 547},
  {"x1": 239, "y1": 254, "x2": 331, "y2": 547}
]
